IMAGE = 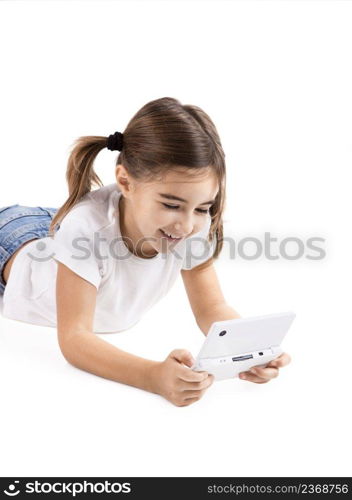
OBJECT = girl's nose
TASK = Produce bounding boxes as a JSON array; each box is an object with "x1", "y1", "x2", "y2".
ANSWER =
[{"x1": 174, "y1": 219, "x2": 193, "y2": 237}]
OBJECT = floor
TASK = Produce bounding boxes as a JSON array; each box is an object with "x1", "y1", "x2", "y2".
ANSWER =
[{"x1": 0, "y1": 261, "x2": 350, "y2": 477}]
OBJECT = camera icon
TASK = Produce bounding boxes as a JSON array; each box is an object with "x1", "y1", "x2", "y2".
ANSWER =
[
  {"x1": 27, "y1": 239, "x2": 55, "y2": 263},
  {"x1": 4, "y1": 480, "x2": 20, "y2": 496}
]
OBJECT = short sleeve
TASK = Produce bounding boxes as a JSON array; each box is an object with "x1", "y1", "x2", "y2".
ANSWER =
[
  {"x1": 52, "y1": 214, "x2": 103, "y2": 289},
  {"x1": 181, "y1": 217, "x2": 217, "y2": 270}
]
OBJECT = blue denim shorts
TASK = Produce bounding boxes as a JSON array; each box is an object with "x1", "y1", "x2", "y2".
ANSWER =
[{"x1": 0, "y1": 204, "x2": 58, "y2": 295}]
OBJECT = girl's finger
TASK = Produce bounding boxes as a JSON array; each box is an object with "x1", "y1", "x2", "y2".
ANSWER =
[
  {"x1": 267, "y1": 352, "x2": 291, "y2": 369},
  {"x1": 183, "y1": 389, "x2": 205, "y2": 399},
  {"x1": 179, "y1": 376, "x2": 214, "y2": 391},
  {"x1": 239, "y1": 372, "x2": 270, "y2": 384},
  {"x1": 250, "y1": 366, "x2": 279, "y2": 379}
]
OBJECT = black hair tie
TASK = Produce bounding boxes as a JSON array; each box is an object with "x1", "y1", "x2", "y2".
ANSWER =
[{"x1": 107, "y1": 131, "x2": 124, "y2": 151}]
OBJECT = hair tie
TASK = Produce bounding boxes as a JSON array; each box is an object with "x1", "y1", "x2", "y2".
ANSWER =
[{"x1": 107, "y1": 131, "x2": 123, "y2": 151}]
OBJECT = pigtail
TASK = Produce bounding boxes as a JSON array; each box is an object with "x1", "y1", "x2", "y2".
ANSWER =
[{"x1": 48, "y1": 136, "x2": 106, "y2": 236}]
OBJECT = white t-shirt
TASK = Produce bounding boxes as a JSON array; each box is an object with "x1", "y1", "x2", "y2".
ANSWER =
[{"x1": 2, "y1": 183, "x2": 216, "y2": 333}]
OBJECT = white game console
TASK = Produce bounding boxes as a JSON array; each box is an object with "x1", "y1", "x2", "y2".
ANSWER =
[{"x1": 191, "y1": 311, "x2": 296, "y2": 381}]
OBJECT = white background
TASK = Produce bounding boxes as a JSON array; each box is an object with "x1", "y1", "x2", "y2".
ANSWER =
[{"x1": 0, "y1": 0, "x2": 351, "y2": 477}]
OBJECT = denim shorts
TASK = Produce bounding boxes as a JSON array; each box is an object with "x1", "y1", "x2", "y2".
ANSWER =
[{"x1": 0, "y1": 204, "x2": 58, "y2": 295}]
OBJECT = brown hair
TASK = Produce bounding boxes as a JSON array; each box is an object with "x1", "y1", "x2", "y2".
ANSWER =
[{"x1": 49, "y1": 97, "x2": 226, "y2": 259}]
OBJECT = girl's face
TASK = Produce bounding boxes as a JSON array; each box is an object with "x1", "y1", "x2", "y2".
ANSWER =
[{"x1": 116, "y1": 165, "x2": 219, "y2": 258}]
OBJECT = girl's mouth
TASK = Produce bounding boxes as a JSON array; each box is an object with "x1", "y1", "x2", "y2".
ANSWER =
[{"x1": 159, "y1": 229, "x2": 183, "y2": 242}]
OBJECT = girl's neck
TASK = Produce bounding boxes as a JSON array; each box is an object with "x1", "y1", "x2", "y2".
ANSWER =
[{"x1": 118, "y1": 195, "x2": 158, "y2": 259}]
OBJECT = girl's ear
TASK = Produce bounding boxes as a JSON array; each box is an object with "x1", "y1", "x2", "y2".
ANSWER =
[{"x1": 115, "y1": 164, "x2": 134, "y2": 196}]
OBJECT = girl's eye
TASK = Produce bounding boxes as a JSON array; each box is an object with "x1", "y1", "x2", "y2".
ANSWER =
[{"x1": 162, "y1": 203, "x2": 209, "y2": 214}]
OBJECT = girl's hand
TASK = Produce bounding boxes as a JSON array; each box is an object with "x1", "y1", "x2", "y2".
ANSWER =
[
  {"x1": 238, "y1": 352, "x2": 291, "y2": 384},
  {"x1": 150, "y1": 349, "x2": 214, "y2": 407}
]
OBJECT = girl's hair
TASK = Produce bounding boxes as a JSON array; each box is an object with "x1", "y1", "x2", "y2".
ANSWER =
[{"x1": 49, "y1": 97, "x2": 226, "y2": 259}]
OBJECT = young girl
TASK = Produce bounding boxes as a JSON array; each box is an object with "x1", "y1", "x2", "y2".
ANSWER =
[{"x1": 0, "y1": 97, "x2": 291, "y2": 406}]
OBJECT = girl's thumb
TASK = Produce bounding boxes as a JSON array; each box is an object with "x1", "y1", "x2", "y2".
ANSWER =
[{"x1": 170, "y1": 349, "x2": 196, "y2": 367}]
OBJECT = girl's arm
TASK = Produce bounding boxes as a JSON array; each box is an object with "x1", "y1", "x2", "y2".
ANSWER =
[
  {"x1": 196, "y1": 302, "x2": 242, "y2": 335},
  {"x1": 181, "y1": 260, "x2": 242, "y2": 335},
  {"x1": 56, "y1": 262, "x2": 212, "y2": 405},
  {"x1": 62, "y1": 331, "x2": 158, "y2": 392},
  {"x1": 56, "y1": 261, "x2": 157, "y2": 392}
]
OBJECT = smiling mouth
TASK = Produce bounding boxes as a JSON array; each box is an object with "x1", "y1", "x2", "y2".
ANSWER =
[{"x1": 159, "y1": 229, "x2": 184, "y2": 242}]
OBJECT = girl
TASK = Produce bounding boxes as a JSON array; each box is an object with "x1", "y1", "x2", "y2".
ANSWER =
[{"x1": 0, "y1": 97, "x2": 291, "y2": 406}]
